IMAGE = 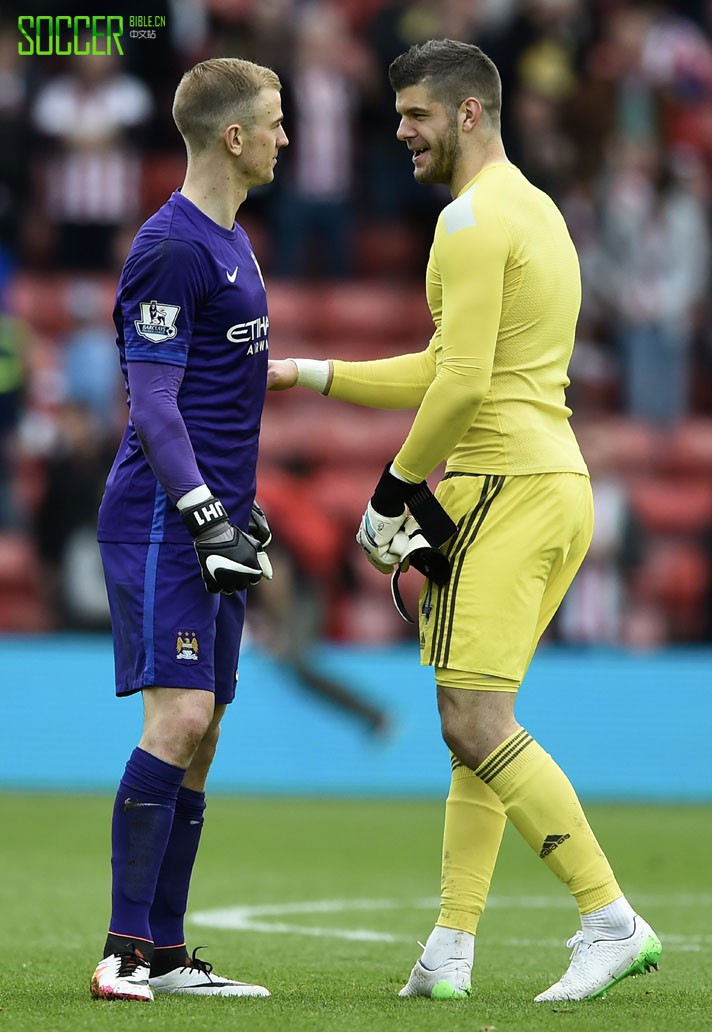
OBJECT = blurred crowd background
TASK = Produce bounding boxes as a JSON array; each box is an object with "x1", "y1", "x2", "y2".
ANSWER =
[{"x1": 1, "y1": 0, "x2": 712, "y2": 654}]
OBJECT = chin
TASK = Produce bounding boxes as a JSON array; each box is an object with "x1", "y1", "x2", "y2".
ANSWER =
[{"x1": 415, "y1": 169, "x2": 442, "y2": 186}]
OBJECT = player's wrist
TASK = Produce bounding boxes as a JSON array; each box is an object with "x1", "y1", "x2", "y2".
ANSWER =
[
  {"x1": 371, "y1": 462, "x2": 457, "y2": 546},
  {"x1": 179, "y1": 490, "x2": 230, "y2": 540},
  {"x1": 371, "y1": 462, "x2": 423, "y2": 517},
  {"x1": 177, "y1": 484, "x2": 212, "y2": 512},
  {"x1": 294, "y1": 358, "x2": 330, "y2": 394}
]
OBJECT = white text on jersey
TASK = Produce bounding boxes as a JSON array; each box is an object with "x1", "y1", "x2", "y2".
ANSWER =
[{"x1": 227, "y1": 315, "x2": 269, "y2": 351}]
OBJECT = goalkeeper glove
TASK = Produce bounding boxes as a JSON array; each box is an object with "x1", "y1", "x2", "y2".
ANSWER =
[
  {"x1": 357, "y1": 501, "x2": 409, "y2": 573},
  {"x1": 248, "y1": 499, "x2": 272, "y2": 548},
  {"x1": 386, "y1": 516, "x2": 450, "y2": 622},
  {"x1": 357, "y1": 463, "x2": 457, "y2": 571},
  {"x1": 181, "y1": 494, "x2": 272, "y2": 594}
]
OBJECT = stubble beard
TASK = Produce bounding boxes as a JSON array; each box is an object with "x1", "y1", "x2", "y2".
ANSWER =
[{"x1": 415, "y1": 122, "x2": 461, "y2": 186}]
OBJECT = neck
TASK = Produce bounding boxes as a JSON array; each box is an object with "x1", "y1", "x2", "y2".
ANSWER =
[
  {"x1": 180, "y1": 155, "x2": 247, "y2": 229},
  {"x1": 450, "y1": 137, "x2": 508, "y2": 198}
]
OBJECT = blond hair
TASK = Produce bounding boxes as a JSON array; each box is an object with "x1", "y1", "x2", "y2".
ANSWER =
[{"x1": 173, "y1": 57, "x2": 281, "y2": 154}]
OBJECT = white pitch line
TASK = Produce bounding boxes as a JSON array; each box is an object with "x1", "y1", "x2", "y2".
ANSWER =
[
  {"x1": 189, "y1": 893, "x2": 712, "y2": 946},
  {"x1": 189, "y1": 898, "x2": 416, "y2": 942}
]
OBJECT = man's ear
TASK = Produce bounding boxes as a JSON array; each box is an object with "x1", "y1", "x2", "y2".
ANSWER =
[
  {"x1": 224, "y1": 123, "x2": 243, "y2": 156},
  {"x1": 460, "y1": 97, "x2": 482, "y2": 133}
]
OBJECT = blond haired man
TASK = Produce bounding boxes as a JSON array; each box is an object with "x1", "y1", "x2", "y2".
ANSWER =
[
  {"x1": 269, "y1": 39, "x2": 660, "y2": 1004},
  {"x1": 91, "y1": 58, "x2": 287, "y2": 1001}
]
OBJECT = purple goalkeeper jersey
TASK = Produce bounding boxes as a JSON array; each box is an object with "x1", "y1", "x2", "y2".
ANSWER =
[{"x1": 98, "y1": 190, "x2": 269, "y2": 543}]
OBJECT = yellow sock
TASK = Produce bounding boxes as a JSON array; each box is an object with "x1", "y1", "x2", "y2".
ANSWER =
[
  {"x1": 438, "y1": 755, "x2": 507, "y2": 934},
  {"x1": 475, "y1": 729, "x2": 621, "y2": 914}
]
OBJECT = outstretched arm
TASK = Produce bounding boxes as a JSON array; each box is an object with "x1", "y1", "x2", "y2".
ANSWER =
[{"x1": 267, "y1": 345, "x2": 436, "y2": 410}]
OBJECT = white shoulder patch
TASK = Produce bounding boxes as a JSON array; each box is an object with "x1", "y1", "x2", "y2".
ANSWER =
[{"x1": 443, "y1": 185, "x2": 477, "y2": 235}]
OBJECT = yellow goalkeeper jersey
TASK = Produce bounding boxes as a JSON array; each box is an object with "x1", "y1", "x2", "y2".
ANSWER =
[{"x1": 327, "y1": 162, "x2": 588, "y2": 482}]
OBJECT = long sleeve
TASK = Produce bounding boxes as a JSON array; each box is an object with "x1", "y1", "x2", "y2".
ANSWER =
[
  {"x1": 391, "y1": 191, "x2": 509, "y2": 482},
  {"x1": 127, "y1": 360, "x2": 204, "y2": 503},
  {"x1": 328, "y1": 346, "x2": 436, "y2": 409}
]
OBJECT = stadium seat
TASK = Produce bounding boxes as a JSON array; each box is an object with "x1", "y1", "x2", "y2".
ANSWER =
[
  {"x1": 255, "y1": 468, "x2": 344, "y2": 578},
  {"x1": 354, "y1": 222, "x2": 426, "y2": 280},
  {"x1": 665, "y1": 419, "x2": 712, "y2": 475},
  {"x1": 629, "y1": 477, "x2": 712, "y2": 535},
  {"x1": 632, "y1": 539, "x2": 710, "y2": 641},
  {"x1": 140, "y1": 154, "x2": 187, "y2": 214},
  {"x1": 7, "y1": 274, "x2": 115, "y2": 338},
  {"x1": 267, "y1": 282, "x2": 317, "y2": 344},
  {"x1": 260, "y1": 394, "x2": 413, "y2": 466},
  {"x1": 0, "y1": 532, "x2": 53, "y2": 631},
  {"x1": 314, "y1": 283, "x2": 432, "y2": 342},
  {"x1": 307, "y1": 466, "x2": 383, "y2": 525},
  {"x1": 574, "y1": 418, "x2": 663, "y2": 474}
]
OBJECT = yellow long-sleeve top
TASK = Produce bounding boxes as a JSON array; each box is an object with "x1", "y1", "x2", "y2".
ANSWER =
[{"x1": 327, "y1": 163, "x2": 589, "y2": 482}]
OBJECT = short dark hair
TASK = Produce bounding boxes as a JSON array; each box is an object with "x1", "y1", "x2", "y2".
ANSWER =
[{"x1": 389, "y1": 39, "x2": 501, "y2": 123}]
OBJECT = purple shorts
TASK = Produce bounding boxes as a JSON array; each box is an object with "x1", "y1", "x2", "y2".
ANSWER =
[{"x1": 100, "y1": 541, "x2": 246, "y2": 704}]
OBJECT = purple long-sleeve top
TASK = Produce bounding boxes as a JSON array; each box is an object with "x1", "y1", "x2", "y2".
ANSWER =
[{"x1": 98, "y1": 191, "x2": 269, "y2": 543}]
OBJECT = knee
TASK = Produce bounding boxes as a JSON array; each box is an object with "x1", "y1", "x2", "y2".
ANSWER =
[
  {"x1": 439, "y1": 710, "x2": 500, "y2": 770},
  {"x1": 184, "y1": 719, "x2": 221, "y2": 790},
  {"x1": 176, "y1": 710, "x2": 214, "y2": 755},
  {"x1": 441, "y1": 719, "x2": 473, "y2": 768},
  {"x1": 197, "y1": 721, "x2": 221, "y2": 766},
  {"x1": 141, "y1": 699, "x2": 215, "y2": 767},
  {"x1": 437, "y1": 683, "x2": 520, "y2": 770}
]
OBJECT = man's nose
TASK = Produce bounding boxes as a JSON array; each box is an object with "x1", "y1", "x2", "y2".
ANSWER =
[{"x1": 396, "y1": 119, "x2": 414, "y2": 141}]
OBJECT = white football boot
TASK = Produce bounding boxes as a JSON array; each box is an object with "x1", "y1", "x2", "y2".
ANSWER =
[
  {"x1": 149, "y1": 948, "x2": 270, "y2": 997},
  {"x1": 90, "y1": 945, "x2": 153, "y2": 1002},
  {"x1": 535, "y1": 915, "x2": 661, "y2": 1002},
  {"x1": 399, "y1": 955, "x2": 471, "y2": 999}
]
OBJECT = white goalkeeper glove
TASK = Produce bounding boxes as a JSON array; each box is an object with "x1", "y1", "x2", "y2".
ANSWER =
[
  {"x1": 356, "y1": 462, "x2": 457, "y2": 575},
  {"x1": 387, "y1": 516, "x2": 451, "y2": 622},
  {"x1": 356, "y1": 501, "x2": 408, "y2": 573}
]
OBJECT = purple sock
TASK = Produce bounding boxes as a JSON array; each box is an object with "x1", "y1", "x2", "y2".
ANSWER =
[
  {"x1": 106, "y1": 747, "x2": 185, "y2": 952},
  {"x1": 150, "y1": 786, "x2": 206, "y2": 969}
]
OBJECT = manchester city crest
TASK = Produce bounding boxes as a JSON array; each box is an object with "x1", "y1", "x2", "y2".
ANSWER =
[
  {"x1": 135, "y1": 299, "x2": 181, "y2": 343},
  {"x1": 176, "y1": 631, "x2": 199, "y2": 661}
]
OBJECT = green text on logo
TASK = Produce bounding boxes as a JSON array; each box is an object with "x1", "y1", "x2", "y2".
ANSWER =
[{"x1": 18, "y1": 16, "x2": 124, "y2": 56}]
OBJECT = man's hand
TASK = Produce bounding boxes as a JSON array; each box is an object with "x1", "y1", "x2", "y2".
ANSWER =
[
  {"x1": 247, "y1": 499, "x2": 273, "y2": 584},
  {"x1": 356, "y1": 462, "x2": 458, "y2": 573},
  {"x1": 181, "y1": 494, "x2": 272, "y2": 594},
  {"x1": 267, "y1": 359, "x2": 298, "y2": 391},
  {"x1": 388, "y1": 517, "x2": 451, "y2": 622},
  {"x1": 248, "y1": 499, "x2": 272, "y2": 548},
  {"x1": 356, "y1": 501, "x2": 408, "y2": 573}
]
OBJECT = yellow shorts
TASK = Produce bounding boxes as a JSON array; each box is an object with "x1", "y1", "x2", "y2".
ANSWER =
[{"x1": 419, "y1": 472, "x2": 593, "y2": 689}]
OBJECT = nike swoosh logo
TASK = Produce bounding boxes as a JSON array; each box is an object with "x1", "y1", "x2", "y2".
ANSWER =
[
  {"x1": 122, "y1": 798, "x2": 163, "y2": 812},
  {"x1": 205, "y1": 555, "x2": 259, "y2": 578},
  {"x1": 226, "y1": 266, "x2": 238, "y2": 283}
]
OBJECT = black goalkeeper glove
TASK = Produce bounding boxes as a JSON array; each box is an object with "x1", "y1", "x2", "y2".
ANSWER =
[
  {"x1": 181, "y1": 495, "x2": 273, "y2": 594},
  {"x1": 248, "y1": 499, "x2": 272, "y2": 548}
]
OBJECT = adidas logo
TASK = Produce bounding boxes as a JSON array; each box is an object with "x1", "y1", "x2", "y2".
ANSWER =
[{"x1": 539, "y1": 833, "x2": 570, "y2": 858}]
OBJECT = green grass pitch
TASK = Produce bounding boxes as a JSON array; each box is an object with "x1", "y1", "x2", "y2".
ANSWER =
[{"x1": 1, "y1": 795, "x2": 710, "y2": 1031}]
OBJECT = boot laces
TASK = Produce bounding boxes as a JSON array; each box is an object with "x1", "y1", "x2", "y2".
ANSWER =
[
  {"x1": 182, "y1": 945, "x2": 213, "y2": 978},
  {"x1": 117, "y1": 945, "x2": 148, "y2": 978}
]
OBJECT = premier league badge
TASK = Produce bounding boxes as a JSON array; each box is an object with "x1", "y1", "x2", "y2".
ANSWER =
[{"x1": 135, "y1": 299, "x2": 181, "y2": 342}]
